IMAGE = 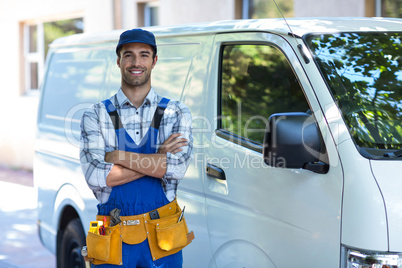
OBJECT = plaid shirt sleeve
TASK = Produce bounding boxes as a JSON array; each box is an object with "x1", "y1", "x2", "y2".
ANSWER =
[
  {"x1": 166, "y1": 103, "x2": 193, "y2": 177},
  {"x1": 80, "y1": 103, "x2": 113, "y2": 203},
  {"x1": 159, "y1": 101, "x2": 193, "y2": 201}
]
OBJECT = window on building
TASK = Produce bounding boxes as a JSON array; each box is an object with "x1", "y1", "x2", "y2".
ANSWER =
[
  {"x1": 366, "y1": 0, "x2": 401, "y2": 17},
  {"x1": 382, "y1": 0, "x2": 402, "y2": 17},
  {"x1": 236, "y1": 0, "x2": 294, "y2": 19},
  {"x1": 24, "y1": 24, "x2": 43, "y2": 92},
  {"x1": 219, "y1": 44, "x2": 309, "y2": 148},
  {"x1": 23, "y1": 18, "x2": 83, "y2": 94},
  {"x1": 138, "y1": 2, "x2": 159, "y2": 27}
]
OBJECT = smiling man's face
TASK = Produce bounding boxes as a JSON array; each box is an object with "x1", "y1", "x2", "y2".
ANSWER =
[{"x1": 117, "y1": 42, "x2": 157, "y2": 90}]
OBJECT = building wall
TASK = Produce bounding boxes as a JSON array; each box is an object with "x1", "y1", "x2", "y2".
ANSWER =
[
  {"x1": 0, "y1": 0, "x2": 114, "y2": 169},
  {"x1": 294, "y1": 0, "x2": 367, "y2": 17},
  {"x1": 159, "y1": 0, "x2": 236, "y2": 25},
  {"x1": 0, "y1": 0, "x2": 238, "y2": 170},
  {"x1": 119, "y1": 0, "x2": 237, "y2": 28}
]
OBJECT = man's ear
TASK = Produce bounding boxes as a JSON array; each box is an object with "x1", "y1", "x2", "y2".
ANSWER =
[
  {"x1": 152, "y1": 55, "x2": 158, "y2": 69},
  {"x1": 117, "y1": 57, "x2": 121, "y2": 68}
]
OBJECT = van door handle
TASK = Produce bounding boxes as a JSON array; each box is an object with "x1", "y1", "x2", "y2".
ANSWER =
[{"x1": 206, "y1": 163, "x2": 226, "y2": 180}]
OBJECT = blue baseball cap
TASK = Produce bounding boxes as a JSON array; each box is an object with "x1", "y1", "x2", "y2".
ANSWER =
[{"x1": 116, "y1": 28, "x2": 157, "y2": 56}]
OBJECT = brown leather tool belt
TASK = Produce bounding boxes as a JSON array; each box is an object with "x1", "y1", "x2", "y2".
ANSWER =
[{"x1": 86, "y1": 199, "x2": 195, "y2": 265}]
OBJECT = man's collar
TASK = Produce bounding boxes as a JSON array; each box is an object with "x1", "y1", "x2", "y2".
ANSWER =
[{"x1": 116, "y1": 88, "x2": 156, "y2": 108}]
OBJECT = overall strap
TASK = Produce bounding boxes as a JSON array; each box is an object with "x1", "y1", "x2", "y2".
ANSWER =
[
  {"x1": 101, "y1": 97, "x2": 170, "y2": 131},
  {"x1": 102, "y1": 98, "x2": 124, "y2": 131},
  {"x1": 150, "y1": 97, "x2": 170, "y2": 130}
]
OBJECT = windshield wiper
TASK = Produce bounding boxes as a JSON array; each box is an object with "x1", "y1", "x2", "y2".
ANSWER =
[{"x1": 384, "y1": 149, "x2": 402, "y2": 158}]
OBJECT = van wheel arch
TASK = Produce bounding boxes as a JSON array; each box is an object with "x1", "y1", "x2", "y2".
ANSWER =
[
  {"x1": 57, "y1": 206, "x2": 86, "y2": 268},
  {"x1": 210, "y1": 239, "x2": 276, "y2": 268}
]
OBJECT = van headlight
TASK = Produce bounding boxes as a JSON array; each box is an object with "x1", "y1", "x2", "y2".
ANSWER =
[{"x1": 342, "y1": 246, "x2": 402, "y2": 267}]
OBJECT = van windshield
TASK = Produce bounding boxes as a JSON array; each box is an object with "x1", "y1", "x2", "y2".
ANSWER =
[{"x1": 305, "y1": 32, "x2": 402, "y2": 158}]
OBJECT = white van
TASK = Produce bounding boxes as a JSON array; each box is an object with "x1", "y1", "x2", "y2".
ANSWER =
[{"x1": 35, "y1": 18, "x2": 402, "y2": 267}]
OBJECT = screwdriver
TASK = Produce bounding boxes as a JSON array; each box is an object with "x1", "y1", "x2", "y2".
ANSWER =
[{"x1": 177, "y1": 206, "x2": 186, "y2": 223}]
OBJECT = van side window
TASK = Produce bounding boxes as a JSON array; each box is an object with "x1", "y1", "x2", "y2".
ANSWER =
[
  {"x1": 220, "y1": 44, "x2": 310, "y2": 146},
  {"x1": 40, "y1": 49, "x2": 109, "y2": 131}
]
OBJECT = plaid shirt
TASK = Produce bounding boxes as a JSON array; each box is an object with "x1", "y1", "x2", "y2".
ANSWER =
[{"x1": 80, "y1": 88, "x2": 193, "y2": 204}]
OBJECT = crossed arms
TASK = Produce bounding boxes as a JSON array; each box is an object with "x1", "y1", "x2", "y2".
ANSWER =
[
  {"x1": 105, "y1": 133, "x2": 188, "y2": 187},
  {"x1": 80, "y1": 100, "x2": 193, "y2": 196}
]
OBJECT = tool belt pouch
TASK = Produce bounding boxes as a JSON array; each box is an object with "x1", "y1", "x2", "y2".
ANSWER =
[
  {"x1": 86, "y1": 224, "x2": 122, "y2": 266},
  {"x1": 156, "y1": 217, "x2": 188, "y2": 251},
  {"x1": 147, "y1": 206, "x2": 192, "y2": 261},
  {"x1": 120, "y1": 216, "x2": 147, "y2": 244}
]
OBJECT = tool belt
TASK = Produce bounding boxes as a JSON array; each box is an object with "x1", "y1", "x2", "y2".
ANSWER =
[{"x1": 86, "y1": 199, "x2": 195, "y2": 265}]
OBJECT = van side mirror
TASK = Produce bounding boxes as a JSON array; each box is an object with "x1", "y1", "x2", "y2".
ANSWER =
[{"x1": 263, "y1": 112, "x2": 329, "y2": 174}]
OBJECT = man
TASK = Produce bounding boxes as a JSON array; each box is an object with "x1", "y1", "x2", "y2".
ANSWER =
[{"x1": 80, "y1": 28, "x2": 193, "y2": 267}]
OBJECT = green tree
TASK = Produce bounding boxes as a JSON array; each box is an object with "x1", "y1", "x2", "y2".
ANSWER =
[
  {"x1": 221, "y1": 45, "x2": 308, "y2": 143},
  {"x1": 307, "y1": 32, "x2": 402, "y2": 150}
]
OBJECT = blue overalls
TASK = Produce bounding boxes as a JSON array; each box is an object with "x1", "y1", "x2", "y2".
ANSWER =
[{"x1": 95, "y1": 97, "x2": 183, "y2": 268}]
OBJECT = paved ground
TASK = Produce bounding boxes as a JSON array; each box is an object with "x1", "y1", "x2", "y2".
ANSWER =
[{"x1": 0, "y1": 165, "x2": 55, "y2": 268}]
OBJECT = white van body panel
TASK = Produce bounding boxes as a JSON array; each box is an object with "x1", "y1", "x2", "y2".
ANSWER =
[
  {"x1": 35, "y1": 18, "x2": 402, "y2": 267},
  {"x1": 338, "y1": 140, "x2": 388, "y2": 251},
  {"x1": 200, "y1": 31, "x2": 344, "y2": 267},
  {"x1": 155, "y1": 34, "x2": 216, "y2": 267},
  {"x1": 34, "y1": 136, "x2": 98, "y2": 254},
  {"x1": 371, "y1": 161, "x2": 402, "y2": 252}
]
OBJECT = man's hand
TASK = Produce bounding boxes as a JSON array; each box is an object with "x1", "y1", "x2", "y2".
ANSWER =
[
  {"x1": 104, "y1": 133, "x2": 188, "y2": 180},
  {"x1": 105, "y1": 150, "x2": 124, "y2": 164},
  {"x1": 105, "y1": 133, "x2": 187, "y2": 164},
  {"x1": 106, "y1": 164, "x2": 144, "y2": 187},
  {"x1": 158, "y1": 133, "x2": 188, "y2": 154}
]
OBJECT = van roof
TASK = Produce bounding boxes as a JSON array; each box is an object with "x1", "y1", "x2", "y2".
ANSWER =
[{"x1": 51, "y1": 17, "x2": 402, "y2": 48}]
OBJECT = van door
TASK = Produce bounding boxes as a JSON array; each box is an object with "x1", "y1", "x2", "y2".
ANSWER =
[
  {"x1": 202, "y1": 32, "x2": 343, "y2": 267},
  {"x1": 36, "y1": 46, "x2": 112, "y2": 265}
]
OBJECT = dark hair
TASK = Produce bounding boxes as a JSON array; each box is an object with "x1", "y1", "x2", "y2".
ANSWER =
[{"x1": 116, "y1": 45, "x2": 157, "y2": 60}]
